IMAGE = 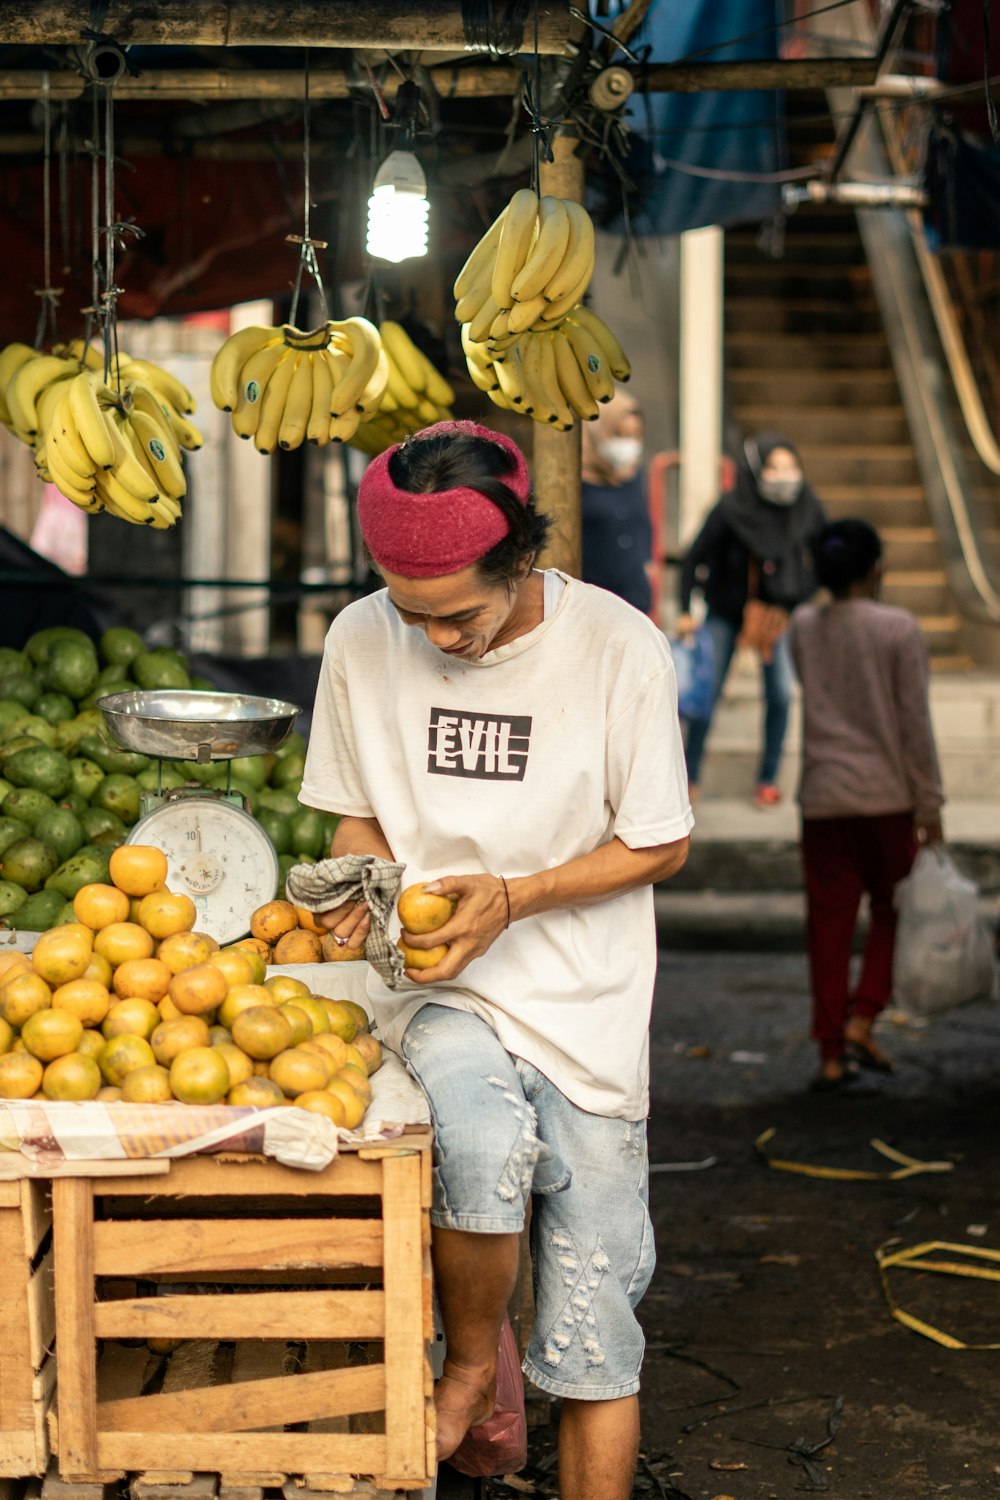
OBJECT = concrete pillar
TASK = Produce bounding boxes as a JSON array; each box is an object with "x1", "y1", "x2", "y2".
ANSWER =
[{"x1": 678, "y1": 225, "x2": 724, "y2": 544}]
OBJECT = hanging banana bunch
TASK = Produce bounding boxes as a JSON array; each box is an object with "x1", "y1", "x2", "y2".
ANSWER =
[
  {"x1": 453, "y1": 189, "x2": 631, "y2": 426},
  {"x1": 210, "y1": 318, "x2": 387, "y2": 451},
  {"x1": 350, "y1": 321, "x2": 455, "y2": 456},
  {"x1": 0, "y1": 339, "x2": 202, "y2": 528}
]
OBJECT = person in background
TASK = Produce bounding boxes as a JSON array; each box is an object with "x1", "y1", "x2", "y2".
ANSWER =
[
  {"x1": 677, "y1": 434, "x2": 826, "y2": 806},
  {"x1": 790, "y1": 519, "x2": 944, "y2": 1092},
  {"x1": 580, "y1": 391, "x2": 653, "y2": 615}
]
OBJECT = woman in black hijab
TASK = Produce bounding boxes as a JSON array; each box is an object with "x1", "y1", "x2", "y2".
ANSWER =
[{"x1": 677, "y1": 434, "x2": 826, "y2": 806}]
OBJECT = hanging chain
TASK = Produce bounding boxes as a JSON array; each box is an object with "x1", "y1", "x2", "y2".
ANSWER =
[
  {"x1": 287, "y1": 50, "x2": 330, "y2": 330},
  {"x1": 33, "y1": 72, "x2": 63, "y2": 350}
]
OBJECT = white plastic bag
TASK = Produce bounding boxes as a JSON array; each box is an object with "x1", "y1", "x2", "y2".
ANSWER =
[{"x1": 892, "y1": 846, "x2": 996, "y2": 1016}]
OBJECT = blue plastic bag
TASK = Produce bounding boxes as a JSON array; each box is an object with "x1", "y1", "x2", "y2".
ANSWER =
[{"x1": 670, "y1": 627, "x2": 715, "y2": 721}]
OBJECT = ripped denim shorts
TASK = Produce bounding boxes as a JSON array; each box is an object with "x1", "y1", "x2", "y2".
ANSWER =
[{"x1": 400, "y1": 1003, "x2": 655, "y2": 1402}]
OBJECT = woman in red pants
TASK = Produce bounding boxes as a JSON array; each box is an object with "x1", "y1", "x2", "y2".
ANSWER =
[{"x1": 789, "y1": 519, "x2": 945, "y2": 1091}]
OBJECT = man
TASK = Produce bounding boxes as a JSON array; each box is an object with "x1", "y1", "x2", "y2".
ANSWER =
[{"x1": 299, "y1": 421, "x2": 692, "y2": 1499}]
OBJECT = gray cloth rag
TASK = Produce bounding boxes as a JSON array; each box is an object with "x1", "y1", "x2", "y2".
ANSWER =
[{"x1": 285, "y1": 854, "x2": 407, "y2": 989}]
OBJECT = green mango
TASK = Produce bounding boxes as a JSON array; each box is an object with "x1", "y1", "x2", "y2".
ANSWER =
[
  {"x1": 1, "y1": 788, "x2": 57, "y2": 829},
  {"x1": 80, "y1": 681, "x2": 133, "y2": 712},
  {"x1": 45, "y1": 639, "x2": 98, "y2": 701},
  {"x1": 44, "y1": 846, "x2": 110, "y2": 899},
  {"x1": 4, "y1": 746, "x2": 73, "y2": 800},
  {"x1": 33, "y1": 808, "x2": 84, "y2": 864},
  {"x1": 136, "y1": 763, "x2": 186, "y2": 793},
  {"x1": 90, "y1": 774, "x2": 141, "y2": 826},
  {"x1": 0, "y1": 835, "x2": 59, "y2": 892},
  {"x1": 57, "y1": 792, "x2": 87, "y2": 817},
  {"x1": 255, "y1": 808, "x2": 291, "y2": 855},
  {"x1": 228, "y1": 754, "x2": 269, "y2": 790},
  {"x1": 69, "y1": 757, "x2": 104, "y2": 803},
  {"x1": 270, "y1": 752, "x2": 305, "y2": 790},
  {"x1": 0, "y1": 649, "x2": 28, "y2": 675},
  {"x1": 24, "y1": 626, "x2": 94, "y2": 667},
  {"x1": 0, "y1": 701, "x2": 29, "y2": 731},
  {"x1": 55, "y1": 710, "x2": 107, "y2": 756},
  {"x1": 172, "y1": 759, "x2": 218, "y2": 786},
  {"x1": 274, "y1": 730, "x2": 306, "y2": 762},
  {"x1": 0, "y1": 675, "x2": 40, "y2": 710},
  {"x1": 99, "y1": 626, "x2": 145, "y2": 669},
  {"x1": 79, "y1": 807, "x2": 127, "y2": 843},
  {"x1": 0, "y1": 817, "x2": 31, "y2": 858},
  {"x1": 289, "y1": 806, "x2": 326, "y2": 859},
  {"x1": 1, "y1": 715, "x2": 56, "y2": 748},
  {"x1": 89, "y1": 827, "x2": 127, "y2": 850},
  {"x1": 0, "y1": 879, "x2": 27, "y2": 919},
  {"x1": 34, "y1": 692, "x2": 76, "y2": 726},
  {"x1": 0, "y1": 779, "x2": 13, "y2": 807},
  {"x1": 256, "y1": 788, "x2": 299, "y2": 818},
  {"x1": 189, "y1": 674, "x2": 216, "y2": 691},
  {"x1": 9, "y1": 889, "x2": 66, "y2": 931},
  {"x1": 76, "y1": 734, "x2": 150, "y2": 777},
  {"x1": 132, "y1": 650, "x2": 191, "y2": 692}
]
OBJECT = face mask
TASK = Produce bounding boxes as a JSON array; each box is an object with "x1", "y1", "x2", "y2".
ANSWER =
[
  {"x1": 758, "y1": 473, "x2": 802, "y2": 506},
  {"x1": 598, "y1": 436, "x2": 643, "y2": 472}
]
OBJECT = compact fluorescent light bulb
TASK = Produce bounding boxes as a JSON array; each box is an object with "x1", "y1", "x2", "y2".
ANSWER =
[{"x1": 366, "y1": 150, "x2": 429, "y2": 264}]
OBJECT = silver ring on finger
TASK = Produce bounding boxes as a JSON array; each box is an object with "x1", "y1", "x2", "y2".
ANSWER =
[{"x1": 334, "y1": 935, "x2": 348, "y2": 947}]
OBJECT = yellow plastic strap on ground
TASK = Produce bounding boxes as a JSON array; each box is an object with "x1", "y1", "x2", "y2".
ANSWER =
[
  {"x1": 875, "y1": 1241, "x2": 1000, "y2": 1349},
  {"x1": 754, "y1": 1128, "x2": 955, "y2": 1181}
]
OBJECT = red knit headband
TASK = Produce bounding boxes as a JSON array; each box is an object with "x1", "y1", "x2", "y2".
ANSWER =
[{"x1": 357, "y1": 420, "x2": 532, "y2": 578}]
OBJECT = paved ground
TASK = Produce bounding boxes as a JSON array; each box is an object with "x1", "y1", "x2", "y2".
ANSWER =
[{"x1": 486, "y1": 949, "x2": 1000, "y2": 1499}]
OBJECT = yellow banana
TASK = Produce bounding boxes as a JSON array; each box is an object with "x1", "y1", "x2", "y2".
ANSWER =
[
  {"x1": 461, "y1": 323, "x2": 493, "y2": 372},
  {"x1": 68, "y1": 371, "x2": 117, "y2": 469},
  {"x1": 455, "y1": 276, "x2": 494, "y2": 327},
  {"x1": 46, "y1": 440, "x2": 99, "y2": 504},
  {"x1": 485, "y1": 384, "x2": 516, "y2": 413},
  {"x1": 125, "y1": 382, "x2": 183, "y2": 459},
  {"x1": 379, "y1": 322, "x2": 426, "y2": 393},
  {"x1": 453, "y1": 205, "x2": 507, "y2": 300},
  {"x1": 95, "y1": 464, "x2": 158, "y2": 523},
  {"x1": 306, "y1": 351, "x2": 334, "y2": 445},
  {"x1": 537, "y1": 333, "x2": 574, "y2": 428},
  {"x1": 46, "y1": 423, "x2": 95, "y2": 485},
  {"x1": 65, "y1": 338, "x2": 104, "y2": 371},
  {"x1": 508, "y1": 294, "x2": 548, "y2": 336},
  {"x1": 511, "y1": 197, "x2": 572, "y2": 303},
  {"x1": 328, "y1": 411, "x2": 362, "y2": 443},
  {"x1": 49, "y1": 391, "x2": 98, "y2": 474},
  {"x1": 254, "y1": 349, "x2": 300, "y2": 453},
  {"x1": 33, "y1": 374, "x2": 75, "y2": 446},
  {"x1": 357, "y1": 348, "x2": 391, "y2": 418},
  {"x1": 7, "y1": 354, "x2": 74, "y2": 434},
  {"x1": 209, "y1": 325, "x2": 282, "y2": 410},
  {"x1": 0, "y1": 343, "x2": 38, "y2": 427},
  {"x1": 561, "y1": 318, "x2": 615, "y2": 403},
  {"x1": 469, "y1": 294, "x2": 502, "y2": 347},
  {"x1": 106, "y1": 412, "x2": 160, "y2": 501},
  {"x1": 277, "y1": 351, "x2": 314, "y2": 450},
  {"x1": 539, "y1": 265, "x2": 592, "y2": 326},
  {"x1": 493, "y1": 345, "x2": 528, "y2": 409},
  {"x1": 413, "y1": 348, "x2": 454, "y2": 409},
  {"x1": 383, "y1": 354, "x2": 419, "y2": 409},
  {"x1": 567, "y1": 306, "x2": 631, "y2": 381},
  {"x1": 381, "y1": 387, "x2": 399, "y2": 414},
  {"x1": 491, "y1": 188, "x2": 539, "y2": 311},
  {"x1": 518, "y1": 334, "x2": 552, "y2": 423},
  {"x1": 553, "y1": 327, "x2": 599, "y2": 420},
  {"x1": 123, "y1": 358, "x2": 196, "y2": 415},
  {"x1": 414, "y1": 395, "x2": 441, "y2": 424},
  {"x1": 232, "y1": 342, "x2": 291, "y2": 439},
  {"x1": 327, "y1": 317, "x2": 383, "y2": 416},
  {"x1": 543, "y1": 200, "x2": 595, "y2": 304},
  {"x1": 129, "y1": 409, "x2": 187, "y2": 497}
]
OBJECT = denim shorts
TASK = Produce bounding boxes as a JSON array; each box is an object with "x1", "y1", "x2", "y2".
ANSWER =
[{"x1": 400, "y1": 1003, "x2": 656, "y2": 1402}]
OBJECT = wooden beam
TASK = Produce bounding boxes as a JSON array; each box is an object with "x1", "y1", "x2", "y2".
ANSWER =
[
  {"x1": 0, "y1": 2, "x2": 572, "y2": 52},
  {"x1": 534, "y1": 133, "x2": 584, "y2": 578},
  {"x1": 0, "y1": 56, "x2": 878, "y2": 105}
]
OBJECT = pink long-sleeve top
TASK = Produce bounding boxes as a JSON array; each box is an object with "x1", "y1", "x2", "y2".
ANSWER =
[{"x1": 789, "y1": 598, "x2": 945, "y2": 821}]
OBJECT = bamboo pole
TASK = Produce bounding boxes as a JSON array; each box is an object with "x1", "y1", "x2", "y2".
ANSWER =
[
  {"x1": 533, "y1": 134, "x2": 583, "y2": 578},
  {"x1": 0, "y1": 56, "x2": 878, "y2": 104},
  {"x1": 0, "y1": 1, "x2": 572, "y2": 51}
]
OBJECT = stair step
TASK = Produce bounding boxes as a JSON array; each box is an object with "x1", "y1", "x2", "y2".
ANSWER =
[
  {"x1": 728, "y1": 369, "x2": 898, "y2": 407},
  {"x1": 795, "y1": 444, "x2": 921, "y2": 485},
  {"x1": 727, "y1": 302, "x2": 881, "y2": 334},
  {"x1": 725, "y1": 234, "x2": 866, "y2": 266},
  {"x1": 734, "y1": 405, "x2": 910, "y2": 444},
  {"x1": 882, "y1": 572, "x2": 953, "y2": 614},
  {"x1": 725, "y1": 264, "x2": 872, "y2": 291},
  {"x1": 881, "y1": 526, "x2": 944, "y2": 570},
  {"x1": 725, "y1": 332, "x2": 891, "y2": 367}
]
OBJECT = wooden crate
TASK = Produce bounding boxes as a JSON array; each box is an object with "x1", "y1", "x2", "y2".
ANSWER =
[
  {"x1": 0, "y1": 1178, "x2": 55, "y2": 1476},
  {"x1": 49, "y1": 1134, "x2": 434, "y2": 1491}
]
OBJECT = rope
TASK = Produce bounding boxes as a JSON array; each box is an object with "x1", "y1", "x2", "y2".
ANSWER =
[
  {"x1": 461, "y1": 0, "x2": 530, "y2": 57},
  {"x1": 287, "y1": 49, "x2": 329, "y2": 330},
  {"x1": 33, "y1": 71, "x2": 63, "y2": 351}
]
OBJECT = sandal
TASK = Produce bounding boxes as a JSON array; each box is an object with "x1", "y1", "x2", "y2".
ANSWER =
[
  {"x1": 844, "y1": 1037, "x2": 894, "y2": 1074},
  {"x1": 809, "y1": 1068, "x2": 857, "y2": 1094},
  {"x1": 752, "y1": 784, "x2": 783, "y2": 809}
]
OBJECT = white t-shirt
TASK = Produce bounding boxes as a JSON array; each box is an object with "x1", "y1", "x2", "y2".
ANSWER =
[{"x1": 299, "y1": 571, "x2": 694, "y2": 1119}]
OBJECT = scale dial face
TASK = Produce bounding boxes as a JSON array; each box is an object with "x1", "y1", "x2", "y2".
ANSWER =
[{"x1": 127, "y1": 799, "x2": 279, "y2": 945}]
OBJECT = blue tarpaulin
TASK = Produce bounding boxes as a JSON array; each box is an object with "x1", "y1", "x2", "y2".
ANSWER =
[{"x1": 596, "y1": 0, "x2": 787, "y2": 236}]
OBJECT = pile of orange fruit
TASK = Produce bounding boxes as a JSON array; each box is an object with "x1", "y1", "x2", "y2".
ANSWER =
[
  {"x1": 0, "y1": 845, "x2": 380, "y2": 1128},
  {"x1": 248, "y1": 898, "x2": 368, "y2": 964}
]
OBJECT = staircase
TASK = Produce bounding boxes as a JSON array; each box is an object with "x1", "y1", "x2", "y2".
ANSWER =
[{"x1": 723, "y1": 90, "x2": 967, "y2": 669}]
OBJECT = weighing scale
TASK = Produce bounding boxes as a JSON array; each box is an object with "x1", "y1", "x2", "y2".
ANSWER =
[{"x1": 97, "y1": 689, "x2": 303, "y2": 944}]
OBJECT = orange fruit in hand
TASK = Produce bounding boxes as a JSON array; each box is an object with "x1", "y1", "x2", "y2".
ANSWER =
[
  {"x1": 398, "y1": 939, "x2": 448, "y2": 970},
  {"x1": 295, "y1": 907, "x2": 327, "y2": 936},
  {"x1": 112, "y1": 957, "x2": 172, "y2": 1004},
  {"x1": 109, "y1": 845, "x2": 168, "y2": 898},
  {"x1": 397, "y1": 883, "x2": 457, "y2": 934},
  {"x1": 320, "y1": 932, "x2": 367, "y2": 963},
  {"x1": 169, "y1": 1046, "x2": 230, "y2": 1104},
  {"x1": 138, "y1": 890, "x2": 196, "y2": 941},
  {"x1": 52, "y1": 978, "x2": 112, "y2": 1028},
  {"x1": 167, "y1": 963, "x2": 228, "y2": 1017},
  {"x1": 95, "y1": 922, "x2": 155, "y2": 967},
  {"x1": 250, "y1": 900, "x2": 298, "y2": 945},
  {"x1": 31, "y1": 924, "x2": 94, "y2": 986},
  {"x1": 73, "y1": 883, "x2": 130, "y2": 930}
]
